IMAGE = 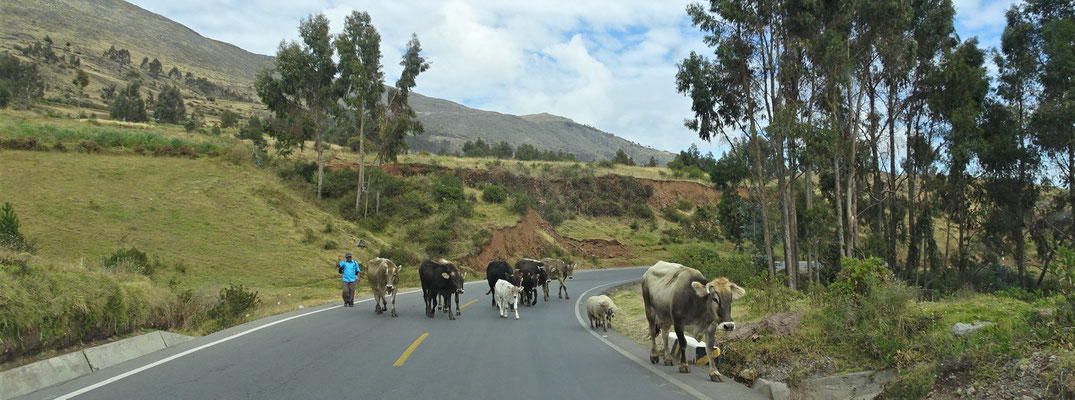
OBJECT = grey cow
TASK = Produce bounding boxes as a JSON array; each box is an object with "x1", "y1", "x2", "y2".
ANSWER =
[
  {"x1": 366, "y1": 258, "x2": 402, "y2": 317},
  {"x1": 641, "y1": 261, "x2": 745, "y2": 382},
  {"x1": 540, "y1": 258, "x2": 575, "y2": 300}
]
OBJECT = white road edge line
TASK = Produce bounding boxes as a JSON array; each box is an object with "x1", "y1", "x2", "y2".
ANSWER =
[
  {"x1": 55, "y1": 280, "x2": 487, "y2": 400},
  {"x1": 574, "y1": 279, "x2": 712, "y2": 400}
]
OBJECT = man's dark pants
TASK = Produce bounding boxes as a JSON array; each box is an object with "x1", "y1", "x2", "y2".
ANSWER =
[{"x1": 342, "y1": 281, "x2": 356, "y2": 305}]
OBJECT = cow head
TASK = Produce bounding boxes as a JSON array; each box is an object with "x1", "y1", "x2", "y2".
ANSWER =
[
  {"x1": 566, "y1": 263, "x2": 575, "y2": 279},
  {"x1": 690, "y1": 277, "x2": 746, "y2": 331},
  {"x1": 450, "y1": 269, "x2": 467, "y2": 294},
  {"x1": 385, "y1": 264, "x2": 400, "y2": 291}
]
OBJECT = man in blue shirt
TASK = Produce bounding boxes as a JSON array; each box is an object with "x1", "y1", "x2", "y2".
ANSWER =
[{"x1": 338, "y1": 253, "x2": 362, "y2": 307}]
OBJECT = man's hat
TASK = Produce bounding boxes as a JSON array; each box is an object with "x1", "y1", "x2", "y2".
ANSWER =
[{"x1": 345, "y1": 252, "x2": 352, "y2": 258}]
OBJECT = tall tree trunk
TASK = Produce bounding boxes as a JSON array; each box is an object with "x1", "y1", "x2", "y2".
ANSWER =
[
  {"x1": 356, "y1": 108, "x2": 366, "y2": 214},
  {"x1": 835, "y1": 153, "x2": 846, "y2": 258},
  {"x1": 751, "y1": 134, "x2": 776, "y2": 278},
  {"x1": 806, "y1": 164, "x2": 815, "y2": 283},
  {"x1": 316, "y1": 121, "x2": 324, "y2": 200},
  {"x1": 905, "y1": 111, "x2": 920, "y2": 278},
  {"x1": 886, "y1": 84, "x2": 899, "y2": 273},
  {"x1": 776, "y1": 137, "x2": 795, "y2": 290}
]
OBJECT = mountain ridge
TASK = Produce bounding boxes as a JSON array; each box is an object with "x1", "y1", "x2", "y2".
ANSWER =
[{"x1": 1, "y1": 0, "x2": 675, "y2": 164}]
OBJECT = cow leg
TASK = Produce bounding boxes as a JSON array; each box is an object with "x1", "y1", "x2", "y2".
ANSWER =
[
  {"x1": 445, "y1": 293, "x2": 455, "y2": 320},
  {"x1": 675, "y1": 328, "x2": 690, "y2": 373},
  {"x1": 455, "y1": 292, "x2": 461, "y2": 316},
  {"x1": 424, "y1": 292, "x2": 433, "y2": 318},
  {"x1": 705, "y1": 331, "x2": 722, "y2": 382},
  {"x1": 513, "y1": 299, "x2": 519, "y2": 320},
  {"x1": 490, "y1": 284, "x2": 497, "y2": 307},
  {"x1": 374, "y1": 293, "x2": 383, "y2": 314},
  {"x1": 390, "y1": 289, "x2": 398, "y2": 318},
  {"x1": 662, "y1": 328, "x2": 675, "y2": 366},
  {"x1": 647, "y1": 318, "x2": 661, "y2": 364},
  {"x1": 542, "y1": 282, "x2": 549, "y2": 302}
]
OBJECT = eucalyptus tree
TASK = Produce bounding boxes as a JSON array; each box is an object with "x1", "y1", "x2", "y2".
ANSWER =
[
  {"x1": 677, "y1": 0, "x2": 779, "y2": 279},
  {"x1": 378, "y1": 34, "x2": 430, "y2": 165},
  {"x1": 336, "y1": 10, "x2": 385, "y2": 214},
  {"x1": 927, "y1": 39, "x2": 990, "y2": 275},
  {"x1": 1025, "y1": 0, "x2": 1075, "y2": 242},
  {"x1": 255, "y1": 14, "x2": 337, "y2": 199}
]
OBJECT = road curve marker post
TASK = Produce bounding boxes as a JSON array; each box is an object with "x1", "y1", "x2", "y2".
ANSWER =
[{"x1": 393, "y1": 333, "x2": 429, "y2": 367}]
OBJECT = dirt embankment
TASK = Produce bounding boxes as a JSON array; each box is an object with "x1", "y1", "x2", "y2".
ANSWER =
[
  {"x1": 462, "y1": 209, "x2": 630, "y2": 270},
  {"x1": 637, "y1": 178, "x2": 724, "y2": 209}
]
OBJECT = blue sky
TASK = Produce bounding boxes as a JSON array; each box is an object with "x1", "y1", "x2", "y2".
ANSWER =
[{"x1": 129, "y1": 0, "x2": 1019, "y2": 157}]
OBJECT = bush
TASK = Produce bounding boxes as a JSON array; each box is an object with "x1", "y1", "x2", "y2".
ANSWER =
[
  {"x1": 1054, "y1": 247, "x2": 1075, "y2": 326},
  {"x1": 828, "y1": 257, "x2": 892, "y2": 300},
  {"x1": 323, "y1": 240, "x2": 339, "y2": 250},
  {"x1": 102, "y1": 247, "x2": 157, "y2": 275},
  {"x1": 208, "y1": 284, "x2": 260, "y2": 328},
  {"x1": 482, "y1": 185, "x2": 508, "y2": 203},
  {"x1": 424, "y1": 230, "x2": 452, "y2": 257},
  {"x1": 817, "y1": 258, "x2": 918, "y2": 366},
  {"x1": 380, "y1": 243, "x2": 420, "y2": 267},
  {"x1": 510, "y1": 193, "x2": 534, "y2": 215},
  {"x1": 431, "y1": 174, "x2": 464, "y2": 203},
  {"x1": 628, "y1": 203, "x2": 654, "y2": 220},
  {"x1": 0, "y1": 202, "x2": 31, "y2": 252},
  {"x1": 670, "y1": 245, "x2": 759, "y2": 284}
]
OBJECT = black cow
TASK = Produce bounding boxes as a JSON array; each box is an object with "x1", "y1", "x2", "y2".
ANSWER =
[
  {"x1": 514, "y1": 259, "x2": 546, "y2": 306},
  {"x1": 419, "y1": 259, "x2": 466, "y2": 320},
  {"x1": 486, "y1": 260, "x2": 517, "y2": 307}
]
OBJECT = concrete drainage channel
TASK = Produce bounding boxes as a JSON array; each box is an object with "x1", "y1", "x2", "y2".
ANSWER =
[{"x1": 0, "y1": 331, "x2": 193, "y2": 400}]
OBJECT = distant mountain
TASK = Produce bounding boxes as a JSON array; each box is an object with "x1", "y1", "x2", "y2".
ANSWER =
[
  {"x1": 406, "y1": 92, "x2": 675, "y2": 164},
  {"x1": 1, "y1": 0, "x2": 674, "y2": 164}
]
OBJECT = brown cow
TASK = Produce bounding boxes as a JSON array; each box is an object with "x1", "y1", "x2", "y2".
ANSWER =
[
  {"x1": 641, "y1": 261, "x2": 745, "y2": 382},
  {"x1": 365, "y1": 258, "x2": 402, "y2": 317},
  {"x1": 540, "y1": 258, "x2": 575, "y2": 300}
]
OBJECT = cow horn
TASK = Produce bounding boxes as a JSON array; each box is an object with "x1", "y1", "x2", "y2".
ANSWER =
[{"x1": 441, "y1": 272, "x2": 450, "y2": 279}]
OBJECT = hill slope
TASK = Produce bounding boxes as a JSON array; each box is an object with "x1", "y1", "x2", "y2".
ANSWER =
[
  {"x1": 406, "y1": 92, "x2": 675, "y2": 164},
  {"x1": 0, "y1": 0, "x2": 271, "y2": 88}
]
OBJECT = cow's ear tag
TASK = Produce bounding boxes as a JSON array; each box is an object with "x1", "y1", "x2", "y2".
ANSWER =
[
  {"x1": 441, "y1": 272, "x2": 450, "y2": 279},
  {"x1": 730, "y1": 283, "x2": 746, "y2": 300},
  {"x1": 691, "y1": 281, "x2": 707, "y2": 297}
]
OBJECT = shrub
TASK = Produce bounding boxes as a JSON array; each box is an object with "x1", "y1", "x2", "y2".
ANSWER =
[
  {"x1": 482, "y1": 184, "x2": 508, "y2": 203},
  {"x1": 431, "y1": 174, "x2": 464, "y2": 203},
  {"x1": 379, "y1": 243, "x2": 419, "y2": 267},
  {"x1": 0, "y1": 202, "x2": 32, "y2": 252},
  {"x1": 628, "y1": 203, "x2": 654, "y2": 220},
  {"x1": 102, "y1": 247, "x2": 156, "y2": 275},
  {"x1": 1054, "y1": 247, "x2": 1075, "y2": 326},
  {"x1": 424, "y1": 230, "x2": 452, "y2": 257},
  {"x1": 510, "y1": 193, "x2": 534, "y2": 215},
  {"x1": 828, "y1": 257, "x2": 891, "y2": 300},
  {"x1": 208, "y1": 284, "x2": 260, "y2": 327},
  {"x1": 818, "y1": 258, "x2": 918, "y2": 366},
  {"x1": 323, "y1": 240, "x2": 339, "y2": 250},
  {"x1": 670, "y1": 245, "x2": 759, "y2": 284}
]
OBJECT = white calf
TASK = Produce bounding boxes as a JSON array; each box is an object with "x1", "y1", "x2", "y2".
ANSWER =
[{"x1": 494, "y1": 279, "x2": 523, "y2": 320}]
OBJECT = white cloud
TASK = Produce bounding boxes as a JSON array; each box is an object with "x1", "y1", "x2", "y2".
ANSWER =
[{"x1": 126, "y1": 0, "x2": 1003, "y2": 157}]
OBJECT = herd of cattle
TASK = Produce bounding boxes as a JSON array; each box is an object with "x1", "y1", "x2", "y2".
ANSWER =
[{"x1": 359, "y1": 257, "x2": 746, "y2": 382}]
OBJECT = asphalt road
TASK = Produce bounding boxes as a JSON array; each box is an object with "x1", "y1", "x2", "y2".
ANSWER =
[{"x1": 20, "y1": 267, "x2": 762, "y2": 400}]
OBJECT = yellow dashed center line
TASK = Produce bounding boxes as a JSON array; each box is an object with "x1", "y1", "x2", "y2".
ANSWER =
[
  {"x1": 393, "y1": 333, "x2": 429, "y2": 367},
  {"x1": 459, "y1": 299, "x2": 478, "y2": 309}
]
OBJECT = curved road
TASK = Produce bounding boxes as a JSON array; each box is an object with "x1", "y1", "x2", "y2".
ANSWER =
[{"x1": 21, "y1": 267, "x2": 761, "y2": 400}]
